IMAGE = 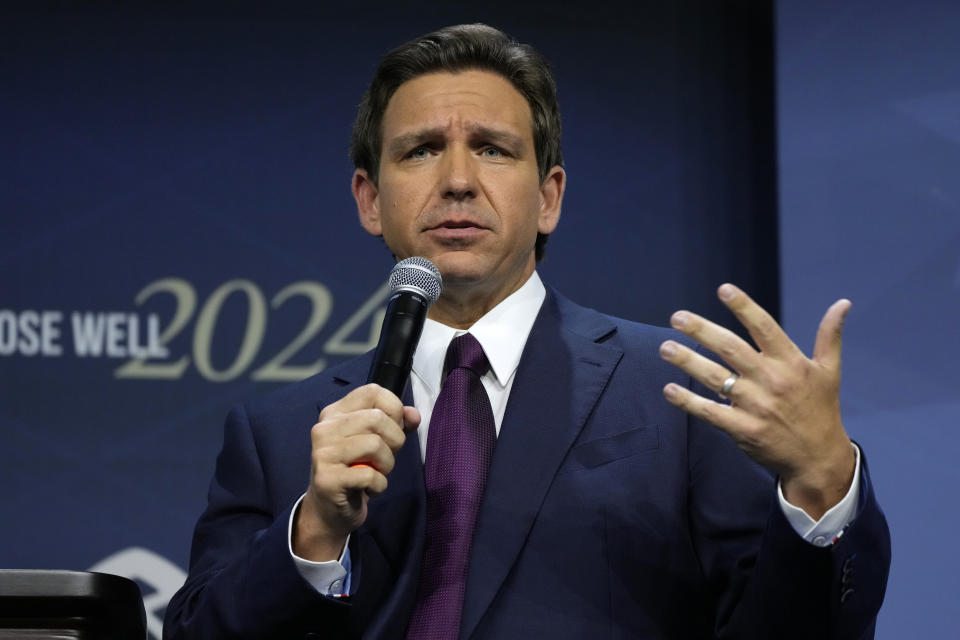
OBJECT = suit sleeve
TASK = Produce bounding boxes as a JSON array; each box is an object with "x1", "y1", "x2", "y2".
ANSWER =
[
  {"x1": 162, "y1": 404, "x2": 355, "y2": 639},
  {"x1": 686, "y1": 406, "x2": 891, "y2": 639}
]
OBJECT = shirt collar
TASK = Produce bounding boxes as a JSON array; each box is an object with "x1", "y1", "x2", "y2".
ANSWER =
[{"x1": 412, "y1": 271, "x2": 546, "y2": 395}]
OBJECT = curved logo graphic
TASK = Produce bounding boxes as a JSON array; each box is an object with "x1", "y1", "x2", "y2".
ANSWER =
[{"x1": 89, "y1": 547, "x2": 186, "y2": 640}]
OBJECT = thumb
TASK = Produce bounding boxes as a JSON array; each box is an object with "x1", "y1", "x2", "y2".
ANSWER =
[
  {"x1": 402, "y1": 406, "x2": 422, "y2": 433},
  {"x1": 813, "y1": 299, "x2": 852, "y2": 370}
]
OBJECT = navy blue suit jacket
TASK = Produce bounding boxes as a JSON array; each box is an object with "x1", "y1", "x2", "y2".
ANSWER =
[{"x1": 165, "y1": 289, "x2": 890, "y2": 639}]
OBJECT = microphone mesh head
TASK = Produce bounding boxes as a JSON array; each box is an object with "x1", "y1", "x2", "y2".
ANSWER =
[{"x1": 389, "y1": 257, "x2": 442, "y2": 304}]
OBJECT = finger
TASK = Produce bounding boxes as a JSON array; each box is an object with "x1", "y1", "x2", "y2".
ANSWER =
[
  {"x1": 317, "y1": 408, "x2": 407, "y2": 452},
  {"x1": 662, "y1": 382, "x2": 757, "y2": 435},
  {"x1": 351, "y1": 408, "x2": 420, "y2": 470},
  {"x1": 320, "y1": 383, "x2": 405, "y2": 426},
  {"x1": 340, "y1": 464, "x2": 389, "y2": 496},
  {"x1": 311, "y1": 459, "x2": 386, "y2": 500},
  {"x1": 670, "y1": 310, "x2": 760, "y2": 376},
  {"x1": 319, "y1": 432, "x2": 397, "y2": 475},
  {"x1": 659, "y1": 340, "x2": 744, "y2": 399},
  {"x1": 317, "y1": 398, "x2": 407, "y2": 440},
  {"x1": 402, "y1": 406, "x2": 421, "y2": 433},
  {"x1": 813, "y1": 299, "x2": 851, "y2": 370},
  {"x1": 349, "y1": 409, "x2": 406, "y2": 451},
  {"x1": 716, "y1": 283, "x2": 800, "y2": 359}
]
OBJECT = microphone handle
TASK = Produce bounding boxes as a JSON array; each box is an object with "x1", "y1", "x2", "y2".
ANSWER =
[{"x1": 367, "y1": 291, "x2": 429, "y2": 397}]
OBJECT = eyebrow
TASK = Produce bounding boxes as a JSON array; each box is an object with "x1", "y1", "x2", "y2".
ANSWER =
[
  {"x1": 470, "y1": 125, "x2": 526, "y2": 153},
  {"x1": 385, "y1": 124, "x2": 527, "y2": 158}
]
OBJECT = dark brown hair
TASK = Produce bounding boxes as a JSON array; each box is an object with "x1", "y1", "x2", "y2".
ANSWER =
[{"x1": 350, "y1": 24, "x2": 563, "y2": 261}]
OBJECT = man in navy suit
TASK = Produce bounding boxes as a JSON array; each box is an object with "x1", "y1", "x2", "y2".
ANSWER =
[{"x1": 165, "y1": 24, "x2": 889, "y2": 639}]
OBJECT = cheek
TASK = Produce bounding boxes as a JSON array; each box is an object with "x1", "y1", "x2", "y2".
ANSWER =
[
  {"x1": 504, "y1": 185, "x2": 546, "y2": 233},
  {"x1": 376, "y1": 188, "x2": 416, "y2": 231},
  {"x1": 381, "y1": 179, "x2": 431, "y2": 217},
  {"x1": 487, "y1": 171, "x2": 539, "y2": 207}
]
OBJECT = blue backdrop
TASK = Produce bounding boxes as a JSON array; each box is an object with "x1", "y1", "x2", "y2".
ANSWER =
[
  {"x1": 4, "y1": 1, "x2": 951, "y2": 638},
  {"x1": 777, "y1": 1, "x2": 959, "y2": 637}
]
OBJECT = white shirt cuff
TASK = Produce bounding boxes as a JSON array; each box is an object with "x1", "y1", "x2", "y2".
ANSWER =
[
  {"x1": 288, "y1": 493, "x2": 350, "y2": 594},
  {"x1": 777, "y1": 443, "x2": 862, "y2": 547}
]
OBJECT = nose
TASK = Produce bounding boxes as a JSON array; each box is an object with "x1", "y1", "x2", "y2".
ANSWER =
[{"x1": 440, "y1": 144, "x2": 477, "y2": 201}]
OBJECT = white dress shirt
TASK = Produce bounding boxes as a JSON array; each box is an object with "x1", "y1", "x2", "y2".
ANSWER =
[{"x1": 291, "y1": 271, "x2": 862, "y2": 593}]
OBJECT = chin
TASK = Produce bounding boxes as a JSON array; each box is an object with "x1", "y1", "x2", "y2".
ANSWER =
[
  {"x1": 435, "y1": 263, "x2": 487, "y2": 286},
  {"x1": 424, "y1": 252, "x2": 485, "y2": 282}
]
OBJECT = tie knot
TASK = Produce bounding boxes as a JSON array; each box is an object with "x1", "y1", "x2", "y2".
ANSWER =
[{"x1": 443, "y1": 333, "x2": 490, "y2": 378}]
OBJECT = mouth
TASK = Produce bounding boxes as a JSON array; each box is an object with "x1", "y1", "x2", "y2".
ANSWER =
[
  {"x1": 425, "y1": 219, "x2": 489, "y2": 242},
  {"x1": 427, "y1": 220, "x2": 488, "y2": 248},
  {"x1": 427, "y1": 218, "x2": 486, "y2": 231}
]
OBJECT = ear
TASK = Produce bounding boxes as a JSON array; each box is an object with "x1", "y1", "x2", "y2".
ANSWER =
[
  {"x1": 537, "y1": 165, "x2": 566, "y2": 235},
  {"x1": 352, "y1": 168, "x2": 381, "y2": 236}
]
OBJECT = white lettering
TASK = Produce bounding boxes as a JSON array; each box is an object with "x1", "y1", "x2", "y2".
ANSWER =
[
  {"x1": 41, "y1": 311, "x2": 63, "y2": 356},
  {"x1": 146, "y1": 314, "x2": 168, "y2": 357},
  {"x1": 105, "y1": 312, "x2": 126, "y2": 357},
  {"x1": 126, "y1": 313, "x2": 146, "y2": 358},
  {"x1": 0, "y1": 309, "x2": 181, "y2": 362},
  {"x1": 0, "y1": 310, "x2": 15, "y2": 355},
  {"x1": 72, "y1": 312, "x2": 106, "y2": 357},
  {"x1": 18, "y1": 310, "x2": 40, "y2": 356}
]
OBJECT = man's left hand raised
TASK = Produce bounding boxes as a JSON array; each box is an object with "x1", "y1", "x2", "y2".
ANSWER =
[{"x1": 659, "y1": 283, "x2": 857, "y2": 520}]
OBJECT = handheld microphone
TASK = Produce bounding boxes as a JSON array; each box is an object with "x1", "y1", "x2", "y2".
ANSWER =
[{"x1": 367, "y1": 257, "x2": 442, "y2": 397}]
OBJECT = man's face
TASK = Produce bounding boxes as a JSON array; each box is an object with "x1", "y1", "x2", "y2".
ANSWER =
[{"x1": 353, "y1": 70, "x2": 564, "y2": 308}]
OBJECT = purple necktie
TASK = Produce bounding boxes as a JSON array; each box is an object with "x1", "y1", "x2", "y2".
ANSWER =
[{"x1": 406, "y1": 333, "x2": 495, "y2": 639}]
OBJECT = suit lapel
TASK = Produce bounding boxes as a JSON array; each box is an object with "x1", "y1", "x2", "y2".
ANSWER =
[{"x1": 460, "y1": 290, "x2": 623, "y2": 639}]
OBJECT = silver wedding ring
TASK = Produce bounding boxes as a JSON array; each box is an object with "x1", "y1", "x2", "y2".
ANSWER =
[{"x1": 719, "y1": 374, "x2": 738, "y2": 398}]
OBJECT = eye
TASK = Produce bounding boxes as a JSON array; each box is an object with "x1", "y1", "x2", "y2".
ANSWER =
[
  {"x1": 481, "y1": 146, "x2": 505, "y2": 158},
  {"x1": 406, "y1": 146, "x2": 430, "y2": 160}
]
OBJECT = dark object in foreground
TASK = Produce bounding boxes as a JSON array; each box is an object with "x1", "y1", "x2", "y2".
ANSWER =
[{"x1": 0, "y1": 570, "x2": 146, "y2": 639}]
